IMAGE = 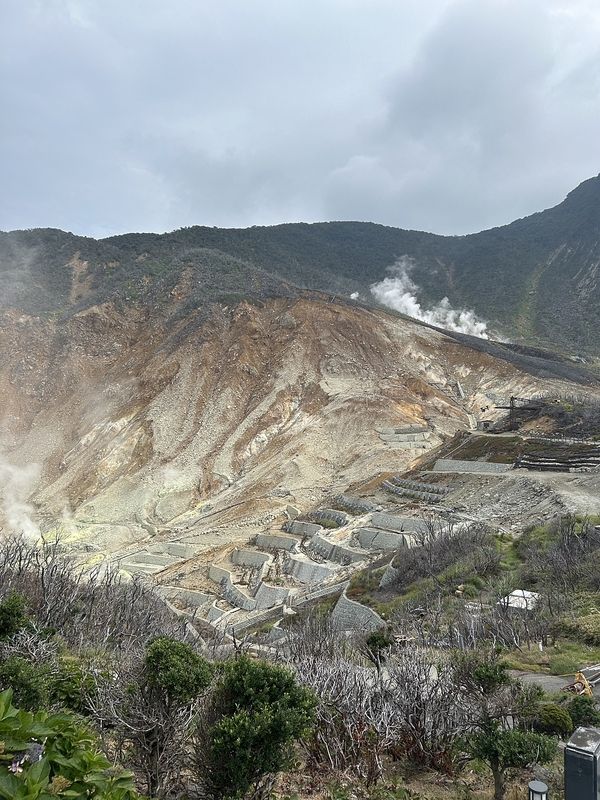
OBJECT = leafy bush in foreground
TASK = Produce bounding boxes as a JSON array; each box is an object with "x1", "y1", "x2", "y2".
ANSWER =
[{"x1": 0, "y1": 688, "x2": 140, "y2": 799}]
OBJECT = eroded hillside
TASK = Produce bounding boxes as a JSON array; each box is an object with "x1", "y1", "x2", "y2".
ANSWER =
[{"x1": 0, "y1": 294, "x2": 594, "y2": 561}]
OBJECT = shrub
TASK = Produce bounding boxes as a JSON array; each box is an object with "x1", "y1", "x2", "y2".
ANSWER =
[
  {"x1": 144, "y1": 636, "x2": 213, "y2": 704},
  {"x1": 0, "y1": 656, "x2": 50, "y2": 711},
  {"x1": 0, "y1": 688, "x2": 140, "y2": 799},
  {"x1": 202, "y1": 656, "x2": 316, "y2": 799},
  {"x1": 566, "y1": 695, "x2": 600, "y2": 728},
  {"x1": 468, "y1": 724, "x2": 557, "y2": 800},
  {"x1": 531, "y1": 703, "x2": 574, "y2": 738},
  {"x1": 0, "y1": 594, "x2": 29, "y2": 640}
]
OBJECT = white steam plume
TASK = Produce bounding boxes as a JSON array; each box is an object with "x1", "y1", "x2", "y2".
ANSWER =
[
  {"x1": 0, "y1": 455, "x2": 41, "y2": 541},
  {"x1": 371, "y1": 256, "x2": 488, "y2": 339}
]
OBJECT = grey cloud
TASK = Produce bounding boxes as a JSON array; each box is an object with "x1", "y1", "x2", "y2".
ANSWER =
[{"x1": 1, "y1": 0, "x2": 600, "y2": 236}]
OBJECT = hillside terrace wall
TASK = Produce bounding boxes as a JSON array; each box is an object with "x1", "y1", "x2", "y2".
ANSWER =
[
  {"x1": 433, "y1": 459, "x2": 512, "y2": 474},
  {"x1": 286, "y1": 555, "x2": 338, "y2": 585},
  {"x1": 382, "y1": 482, "x2": 445, "y2": 503},
  {"x1": 310, "y1": 509, "x2": 349, "y2": 527},
  {"x1": 331, "y1": 591, "x2": 385, "y2": 633},
  {"x1": 371, "y1": 513, "x2": 426, "y2": 533},
  {"x1": 208, "y1": 563, "x2": 255, "y2": 611},
  {"x1": 152, "y1": 542, "x2": 198, "y2": 559},
  {"x1": 159, "y1": 586, "x2": 212, "y2": 609},
  {"x1": 390, "y1": 478, "x2": 450, "y2": 494},
  {"x1": 356, "y1": 527, "x2": 413, "y2": 551},
  {"x1": 309, "y1": 532, "x2": 368, "y2": 565},
  {"x1": 380, "y1": 432, "x2": 430, "y2": 442},
  {"x1": 284, "y1": 521, "x2": 323, "y2": 538},
  {"x1": 254, "y1": 582, "x2": 292, "y2": 609},
  {"x1": 331, "y1": 494, "x2": 378, "y2": 514},
  {"x1": 377, "y1": 425, "x2": 429, "y2": 435},
  {"x1": 127, "y1": 552, "x2": 180, "y2": 567},
  {"x1": 231, "y1": 548, "x2": 272, "y2": 572},
  {"x1": 256, "y1": 533, "x2": 299, "y2": 552}
]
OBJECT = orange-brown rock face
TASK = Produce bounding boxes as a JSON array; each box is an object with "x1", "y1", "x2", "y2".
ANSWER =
[{"x1": 0, "y1": 296, "x2": 583, "y2": 554}]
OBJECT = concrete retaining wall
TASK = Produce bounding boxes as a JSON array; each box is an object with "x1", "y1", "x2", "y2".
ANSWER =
[
  {"x1": 231, "y1": 548, "x2": 272, "y2": 570},
  {"x1": 387, "y1": 441, "x2": 429, "y2": 450},
  {"x1": 208, "y1": 563, "x2": 256, "y2": 611},
  {"x1": 371, "y1": 513, "x2": 426, "y2": 533},
  {"x1": 378, "y1": 425, "x2": 429, "y2": 435},
  {"x1": 253, "y1": 582, "x2": 292, "y2": 609},
  {"x1": 285, "y1": 521, "x2": 323, "y2": 538},
  {"x1": 286, "y1": 556, "x2": 338, "y2": 585},
  {"x1": 206, "y1": 602, "x2": 226, "y2": 623},
  {"x1": 391, "y1": 478, "x2": 450, "y2": 494},
  {"x1": 356, "y1": 527, "x2": 413, "y2": 551},
  {"x1": 128, "y1": 552, "x2": 179, "y2": 567},
  {"x1": 159, "y1": 542, "x2": 198, "y2": 559},
  {"x1": 310, "y1": 509, "x2": 349, "y2": 527},
  {"x1": 380, "y1": 431, "x2": 430, "y2": 442},
  {"x1": 160, "y1": 586, "x2": 211, "y2": 609},
  {"x1": 120, "y1": 562, "x2": 164, "y2": 576},
  {"x1": 378, "y1": 561, "x2": 401, "y2": 589},
  {"x1": 331, "y1": 494, "x2": 378, "y2": 515},
  {"x1": 309, "y1": 532, "x2": 367, "y2": 565},
  {"x1": 256, "y1": 533, "x2": 299, "y2": 552},
  {"x1": 382, "y1": 482, "x2": 444, "y2": 503},
  {"x1": 433, "y1": 459, "x2": 512, "y2": 474},
  {"x1": 331, "y1": 592, "x2": 385, "y2": 633}
]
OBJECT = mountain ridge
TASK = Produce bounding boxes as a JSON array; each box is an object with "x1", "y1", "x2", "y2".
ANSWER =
[{"x1": 2, "y1": 173, "x2": 600, "y2": 354}]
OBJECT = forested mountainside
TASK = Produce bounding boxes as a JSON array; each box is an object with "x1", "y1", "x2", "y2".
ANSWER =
[{"x1": 2, "y1": 174, "x2": 600, "y2": 354}]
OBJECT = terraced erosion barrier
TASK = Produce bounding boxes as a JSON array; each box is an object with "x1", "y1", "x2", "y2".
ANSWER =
[
  {"x1": 150, "y1": 542, "x2": 197, "y2": 559},
  {"x1": 231, "y1": 548, "x2": 272, "y2": 579},
  {"x1": 331, "y1": 494, "x2": 378, "y2": 515},
  {"x1": 331, "y1": 591, "x2": 385, "y2": 632},
  {"x1": 309, "y1": 532, "x2": 368, "y2": 565},
  {"x1": 284, "y1": 520, "x2": 323, "y2": 537},
  {"x1": 310, "y1": 509, "x2": 349, "y2": 527},
  {"x1": 286, "y1": 555, "x2": 338, "y2": 585},
  {"x1": 433, "y1": 459, "x2": 513, "y2": 474},
  {"x1": 253, "y1": 582, "x2": 291, "y2": 609},
  {"x1": 356, "y1": 527, "x2": 413, "y2": 550},
  {"x1": 255, "y1": 532, "x2": 299, "y2": 552},
  {"x1": 390, "y1": 478, "x2": 451, "y2": 494},
  {"x1": 516, "y1": 450, "x2": 600, "y2": 472},
  {"x1": 209, "y1": 563, "x2": 256, "y2": 611},
  {"x1": 371, "y1": 513, "x2": 427, "y2": 533},
  {"x1": 119, "y1": 550, "x2": 182, "y2": 576},
  {"x1": 377, "y1": 425, "x2": 431, "y2": 449},
  {"x1": 208, "y1": 561, "x2": 292, "y2": 612},
  {"x1": 382, "y1": 481, "x2": 445, "y2": 503},
  {"x1": 159, "y1": 586, "x2": 212, "y2": 610}
]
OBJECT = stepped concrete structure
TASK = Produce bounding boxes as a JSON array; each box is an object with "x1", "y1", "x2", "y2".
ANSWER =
[
  {"x1": 433, "y1": 459, "x2": 512, "y2": 474},
  {"x1": 377, "y1": 424, "x2": 431, "y2": 450},
  {"x1": 117, "y1": 497, "x2": 449, "y2": 642},
  {"x1": 331, "y1": 591, "x2": 385, "y2": 633}
]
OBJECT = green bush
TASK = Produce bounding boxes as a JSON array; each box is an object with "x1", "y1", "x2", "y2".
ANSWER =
[
  {"x1": 50, "y1": 658, "x2": 97, "y2": 715},
  {"x1": 204, "y1": 656, "x2": 316, "y2": 799},
  {"x1": 0, "y1": 688, "x2": 140, "y2": 799},
  {"x1": 0, "y1": 594, "x2": 29, "y2": 640},
  {"x1": 0, "y1": 657, "x2": 50, "y2": 712},
  {"x1": 144, "y1": 636, "x2": 213, "y2": 704},
  {"x1": 468, "y1": 724, "x2": 557, "y2": 800},
  {"x1": 567, "y1": 695, "x2": 600, "y2": 728},
  {"x1": 531, "y1": 703, "x2": 574, "y2": 738}
]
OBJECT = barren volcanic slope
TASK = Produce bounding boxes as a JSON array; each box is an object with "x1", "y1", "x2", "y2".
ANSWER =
[{"x1": 0, "y1": 288, "x2": 597, "y2": 561}]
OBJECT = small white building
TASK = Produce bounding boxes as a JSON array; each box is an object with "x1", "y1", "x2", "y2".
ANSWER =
[{"x1": 497, "y1": 589, "x2": 540, "y2": 612}]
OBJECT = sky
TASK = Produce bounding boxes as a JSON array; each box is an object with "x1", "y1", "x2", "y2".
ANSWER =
[{"x1": 2, "y1": 0, "x2": 600, "y2": 238}]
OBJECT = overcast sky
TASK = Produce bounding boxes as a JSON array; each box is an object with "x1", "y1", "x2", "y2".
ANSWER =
[{"x1": 2, "y1": 0, "x2": 600, "y2": 238}]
